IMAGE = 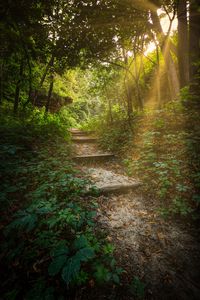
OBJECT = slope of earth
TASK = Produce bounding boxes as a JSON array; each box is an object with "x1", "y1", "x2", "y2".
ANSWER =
[{"x1": 72, "y1": 129, "x2": 200, "y2": 300}]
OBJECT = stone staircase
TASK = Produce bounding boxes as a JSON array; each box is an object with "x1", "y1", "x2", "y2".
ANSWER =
[{"x1": 71, "y1": 128, "x2": 141, "y2": 194}]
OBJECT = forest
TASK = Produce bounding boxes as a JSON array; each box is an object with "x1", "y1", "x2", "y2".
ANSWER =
[{"x1": 0, "y1": 0, "x2": 200, "y2": 299}]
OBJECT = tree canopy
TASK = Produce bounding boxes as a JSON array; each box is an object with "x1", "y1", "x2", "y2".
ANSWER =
[{"x1": 1, "y1": 1, "x2": 200, "y2": 299}]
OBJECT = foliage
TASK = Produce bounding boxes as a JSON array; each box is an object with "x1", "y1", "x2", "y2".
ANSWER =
[
  {"x1": 1, "y1": 0, "x2": 151, "y2": 114},
  {"x1": 0, "y1": 108, "x2": 121, "y2": 299},
  {"x1": 99, "y1": 98, "x2": 200, "y2": 218},
  {"x1": 0, "y1": 105, "x2": 71, "y2": 145},
  {"x1": 1, "y1": 1, "x2": 200, "y2": 297},
  {"x1": 98, "y1": 121, "x2": 135, "y2": 153},
  {"x1": 129, "y1": 276, "x2": 145, "y2": 299}
]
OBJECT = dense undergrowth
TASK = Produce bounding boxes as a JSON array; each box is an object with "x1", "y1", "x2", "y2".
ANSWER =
[
  {"x1": 0, "y1": 107, "x2": 122, "y2": 300},
  {"x1": 95, "y1": 98, "x2": 200, "y2": 219}
]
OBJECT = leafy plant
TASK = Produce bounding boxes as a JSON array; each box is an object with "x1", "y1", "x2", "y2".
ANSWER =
[
  {"x1": 0, "y1": 108, "x2": 122, "y2": 299},
  {"x1": 129, "y1": 276, "x2": 145, "y2": 299}
]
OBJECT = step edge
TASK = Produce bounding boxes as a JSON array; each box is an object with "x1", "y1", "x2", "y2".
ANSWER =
[{"x1": 73, "y1": 154, "x2": 115, "y2": 158}]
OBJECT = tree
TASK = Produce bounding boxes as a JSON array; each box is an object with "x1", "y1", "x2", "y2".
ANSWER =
[
  {"x1": 177, "y1": 0, "x2": 189, "y2": 88},
  {"x1": 150, "y1": 3, "x2": 180, "y2": 100},
  {"x1": 0, "y1": 0, "x2": 58, "y2": 112},
  {"x1": 189, "y1": 0, "x2": 200, "y2": 98}
]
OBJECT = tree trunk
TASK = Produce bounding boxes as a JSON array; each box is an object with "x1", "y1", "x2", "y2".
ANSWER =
[
  {"x1": 156, "y1": 44, "x2": 161, "y2": 104},
  {"x1": 150, "y1": 10, "x2": 180, "y2": 99},
  {"x1": 133, "y1": 52, "x2": 143, "y2": 109},
  {"x1": 33, "y1": 55, "x2": 54, "y2": 105},
  {"x1": 122, "y1": 48, "x2": 133, "y2": 117},
  {"x1": 21, "y1": 36, "x2": 33, "y2": 106},
  {"x1": 177, "y1": 0, "x2": 189, "y2": 88},
  {"x1": 189, "y1": 0, "x2": 200, "y2": 97},
  {"x1": 108, "y1": 97, "x2": 113, "y2": 124},
  {"x1": 127, "y1": 85, "x2": 133, "y2": 117},
  {"x1": 45, "y1": 74, "x2": 54, "y2": 113},
  {"x1": 14, "y1": 60, "x2": 23, "y2": 114},
  {"x1": 165, "y1": 50, "x2": 180, "y2": 99},
  {"x1": 0, "y1": 60, "x2": 3, "y2": 105}
]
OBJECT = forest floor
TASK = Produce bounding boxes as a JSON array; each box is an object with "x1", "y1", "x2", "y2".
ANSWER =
[{"x1": 72, "y1": 129, "x2": 200, "y2": 300}]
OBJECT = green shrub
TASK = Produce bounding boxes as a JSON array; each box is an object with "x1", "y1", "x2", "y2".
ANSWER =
[{"x1": 0, "y1": 107, "x2": 122, "y2": 299}]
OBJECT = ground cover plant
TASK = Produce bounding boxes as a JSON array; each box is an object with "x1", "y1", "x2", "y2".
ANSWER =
[
  {"x1": 1, "y1": 0, "x2": 200, "y2": 298},
  {"x1": 97, "y1": 97, "x2": 200, "y2": 219},
  {"x1": 0, "y1": 108, "x2": 123, "y2": 300}
]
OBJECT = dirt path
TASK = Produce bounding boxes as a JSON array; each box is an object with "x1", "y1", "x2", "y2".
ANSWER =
[{"x1": 71, "y1": 129, "x2": 200, "y2": 300}]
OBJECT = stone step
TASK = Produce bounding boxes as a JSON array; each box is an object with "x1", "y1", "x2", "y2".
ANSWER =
[
  {"x1": 70, "y1": 129, "x2": 94, "y2": 135},
  {"x1": 73, "y1": 153, "x2": 115, "y2": 162},
  {"x1": 71, "y1": 132, "x2": 91, "y2": 136},
  {"x1": 86, "y1": 182, "x2": 142, "y2": 196},
  {"x1": 98, "y1": 182, "x2": 141, "y2": 195},
  {"x1": 71, "y1": 132, "x2": 95, "y2": 136},
  {"x1": 70, "y1": 128, "x2": 81, "y2": 132},
  {"x1": 85, "y1": 167, "x2": 142, "y2": 195},
  {"x1": 72, "y1": 136, "x2": 98, "y2": 143}
]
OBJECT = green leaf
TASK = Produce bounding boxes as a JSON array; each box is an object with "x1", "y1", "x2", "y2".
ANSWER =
[
  {"x1": 112, "y1": 274, "x2": 120, "y2": 284},
  {"x1": 7, "y1": 212, "x2": 37, "y2": 232},
  {"x1": 130, "y1": 276, "x2": 145, "y2": 299},
  {"x1": 75, "y1": 247, "x2": 95, "y2": 262},
  {"x1": 62, "y1": 256, "x2": 81, "y2": 284},
  {"x1": 48, "y1": 255, "x2": 68, "y2": 276},
  {"x1": 51, "y1": 243, "x2": 69, "y2": 257},
  {"x1": 76, "y1": 270, "x2": 89, "y2": 285},
  {"x1": 73, "y1": 235, "x2": 89, "y2": 250},
  {"x1": 103, "y1": 243, "x2": 115, "y2": 254},
  {"x1": 94, "y1": 264, "x2": 111, "y2": 283},
  {"x1": 35, "y1": 231, "x2": 58, "y2": 249},
  {"x1": 192, "y1": 194, "x2": 200, "y2": 203}
]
